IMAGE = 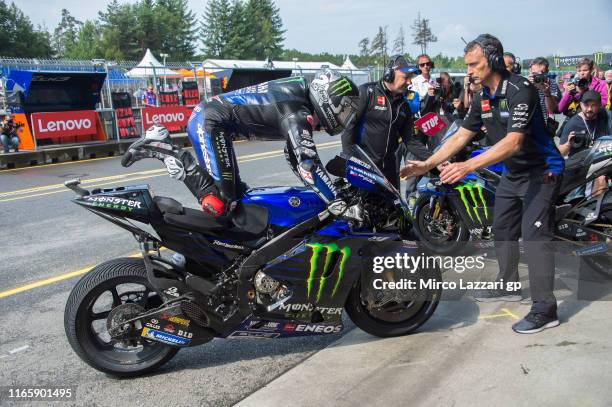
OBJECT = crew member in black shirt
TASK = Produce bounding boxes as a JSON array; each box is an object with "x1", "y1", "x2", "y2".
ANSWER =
[
  {"x1": 401, "y1": 34, "x2": 565, "y2": 334},
  {"x1": 342, "y1": 55, "x2": 430, "y2": 187}
]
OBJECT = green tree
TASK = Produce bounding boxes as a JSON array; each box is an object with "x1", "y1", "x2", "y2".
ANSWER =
[
  {"x1": 98, "y1": 0, "x2": 140, "y2": 60},
  {"x1": 224, "y1": 0, "x2": 249, "y2": 59},
  {"x1": 156, "y1": 0, "x2": 197, "y2": 60},
  {"x1": 393, "y1": 24, "x2": 405, "y2": 55},
  {"x1": 200, "y1": 0, "x2": 233, "y2": 58},
  {"x1": 243, "y1": 0, "x2": 285, "y2": 59},
  {"x1": 52, "y1": 9, "x2": 82, "y2": 57},
  {"x1": 370, "y1": 26, "x2": 388, "y2": 65},
  {"x1": 68, "y1": 20, "x2": 104, "y2": 59},
  {"x1": 0, "y1": 1, "x2": 53, "y2": 57},
  {"x1": 411, "y1": 12, "x2": 437, "y2": 55},
  {"x1": 358, "y1": 37, "x2": 369, "y2": 57},
  {"x1": 133, "y1": 0, "x2": 160, "y2": 55}
]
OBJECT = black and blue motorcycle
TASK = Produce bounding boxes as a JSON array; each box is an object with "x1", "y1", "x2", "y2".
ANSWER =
[
  {"x1": 63, "y1": 146, "x2": 441, "y2": 377},
  {"x1": 413, "y1": 122, "x2": 612, "y2": 275}
]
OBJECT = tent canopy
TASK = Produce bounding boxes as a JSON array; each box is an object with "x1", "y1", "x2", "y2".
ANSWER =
[
  {"x1": 126, "y1": 49, "x2": 182, "y2": 78},
  {"x1": 341, "y1": 56, "x2": 359, "y2": 70}
]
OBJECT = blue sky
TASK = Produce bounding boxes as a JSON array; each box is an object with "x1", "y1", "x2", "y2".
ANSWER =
[{"x1": 22, "y1": 0, "x2": 612, "y2": 59}]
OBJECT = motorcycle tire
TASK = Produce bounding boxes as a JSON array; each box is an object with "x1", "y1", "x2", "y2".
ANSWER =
[
  {"x1": 413, "y1": 194, "x2": 469, "y2": 255},
  {"x1": 345, "y1": 266, "x2": 442, "y2": 337},
  {"x1": 65, "y1": 258, "x2": 179, "y2": 377}
]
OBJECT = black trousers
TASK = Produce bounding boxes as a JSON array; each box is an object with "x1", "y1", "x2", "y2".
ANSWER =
[{"x1": 493, "y1": 171, "x2": 560, "y2": 316}]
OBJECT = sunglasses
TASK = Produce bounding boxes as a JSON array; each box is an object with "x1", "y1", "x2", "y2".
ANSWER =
[{"x1": 419, "y1": 62, "x2": 432, "y2": 67}]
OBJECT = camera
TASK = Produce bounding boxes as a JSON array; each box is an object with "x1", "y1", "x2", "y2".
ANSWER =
[
  {"x1": 434, "y1": 78, "x2": 446, "y2": 97},
  {"x1": 533, "y1": 73, "x2": 549, "y2": 84},
  {"x1": 570, "y1": 130, "x2": 589, "y2": 149},
  {"x1": 569, "y1": 76, "x2": 589, "y2": 91}
]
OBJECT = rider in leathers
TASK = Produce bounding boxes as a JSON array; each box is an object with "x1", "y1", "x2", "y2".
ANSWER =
[{"x1": 122, "y1": 69, "x2": 360, "y2": 217}]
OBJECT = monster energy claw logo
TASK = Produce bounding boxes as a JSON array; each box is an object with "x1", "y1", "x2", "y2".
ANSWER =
[
  {"x1": 593, "y1": 52, "x2": 604, "y2": 64},
  {"x1": 329, "y1": 78, "x2": 352, "y2": 97},
  {"x1": 454, "y1": 182, "x2": 489, "y2": 225},
  {"x1": 306, "y1": 243, "x2": 351, "y2": 302}
]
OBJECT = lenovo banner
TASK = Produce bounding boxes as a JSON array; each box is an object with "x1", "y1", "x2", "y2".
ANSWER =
[
  {"x1": 141, "y1": 106, "x2": 192, "y2": 131},
  {"x1": 31, "y1": 110, "x2": 99, "y2": 139}
]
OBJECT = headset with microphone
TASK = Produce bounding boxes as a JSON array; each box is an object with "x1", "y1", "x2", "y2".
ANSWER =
[
  {"x1": 383, "y1": 55, "x2": 421, "y2": 83},
  {"x1": 471, "y1": 34, "x2": 506, "y2": 73}
]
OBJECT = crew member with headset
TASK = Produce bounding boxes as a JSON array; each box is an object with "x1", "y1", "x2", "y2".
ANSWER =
[
  {"x1": 342, "y1": 55, "x2": 430, "y2": 188},
  {"x1": 401, "y1": 34, "x2": 565, "y2": 334}
]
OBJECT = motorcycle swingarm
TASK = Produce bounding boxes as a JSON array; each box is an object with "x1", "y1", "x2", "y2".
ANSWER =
[{"x1": 110, "y1": 300, "x2": 214, "y2": 347}]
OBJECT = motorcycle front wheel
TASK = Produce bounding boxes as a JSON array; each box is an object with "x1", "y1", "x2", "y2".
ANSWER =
[
  {"x1": 413, "y1": 194, "x2": 469, "y2": 255},
  {"x1": 345, "y1": 266, "x2": 442, "y2": 337}
]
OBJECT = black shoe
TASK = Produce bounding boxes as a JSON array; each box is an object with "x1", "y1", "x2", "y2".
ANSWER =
[
  {"x1": 473, "y1": 288, "x2": 522, "y2": 303},
  {"x1": 512, "y1": 312, "x2": 560, "y2": 334}
]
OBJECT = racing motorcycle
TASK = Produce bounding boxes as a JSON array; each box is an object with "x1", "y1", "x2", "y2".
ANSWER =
[
  {"x1": 64, "y1": 146, "x2": 441, "y2": 377},
  {"x1": 413, "y1": 122, "x2": 612, "y2": 275}
]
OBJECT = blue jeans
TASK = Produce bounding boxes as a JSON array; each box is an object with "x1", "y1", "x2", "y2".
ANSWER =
[{"x1": 1, "y1": 134, "x2": 19, "y2": 152}]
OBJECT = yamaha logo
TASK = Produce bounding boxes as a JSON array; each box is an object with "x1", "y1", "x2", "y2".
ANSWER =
[{"x1": 288, "y1": 196, "x2": 301, "y2": 207}]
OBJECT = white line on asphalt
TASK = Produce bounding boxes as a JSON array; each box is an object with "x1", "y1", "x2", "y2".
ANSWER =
[{"x1": 8, "y1": 345, "x2": 29, "y2": 354}]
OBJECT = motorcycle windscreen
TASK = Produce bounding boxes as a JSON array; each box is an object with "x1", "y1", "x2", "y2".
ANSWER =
[
  {"x1": 433, "y1": 120, "x2": 461, "y2": 153},
  {"x1": 344, "y1": 145, "x2": 400, "y2": 197}
]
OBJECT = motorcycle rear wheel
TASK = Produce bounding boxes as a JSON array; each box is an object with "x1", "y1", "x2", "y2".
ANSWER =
[{"x1": 64, "y1": 258, "x2": 179, "y2": 377}]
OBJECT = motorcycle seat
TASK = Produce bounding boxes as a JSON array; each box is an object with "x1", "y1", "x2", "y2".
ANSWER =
[
  {"x1": 154, "y1": 196, "x2": 184, "y2": 215},
  {"x1": 163, "y1": 202, "x2": 270, "y2": 242}
]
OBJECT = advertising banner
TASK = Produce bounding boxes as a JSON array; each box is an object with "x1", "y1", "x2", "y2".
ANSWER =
[
  {"x1": 141, "y1": 105, "x2": 192, "y2": 131},
  {"x1": 31, "y1": 110, "x2": 99, "y2": 140}
]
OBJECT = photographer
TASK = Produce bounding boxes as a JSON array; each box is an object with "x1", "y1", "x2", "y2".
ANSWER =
[
  {"x1": 527, "y1": 57, "x2": 560, "y2": 130},
  {"x1": 452, "y1": 75, "x2": 482, "y2": 120},
  {"x1": 0, "y1": 113, "x2": 22, "y2": 153},
  {"x1": 430, "y1": 72, "x2": 460, "y2": 117},
  {"x1": 558, "y1": 90, "x2": 609, "y2": 198},
  {"x1": 558, "y1": 90, "x2": 610, "y2": 157},
  {"x1": 558, "y1": 58, "x2": 608, "y2": 116}
]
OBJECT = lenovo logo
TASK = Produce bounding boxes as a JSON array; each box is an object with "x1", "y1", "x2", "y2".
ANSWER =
[
  {"x1": 145, "y1": 112, "x2": 186, "y2": 124},
  {"x1": 37, "y1": 118, "x2": 92, "y2": 133}
]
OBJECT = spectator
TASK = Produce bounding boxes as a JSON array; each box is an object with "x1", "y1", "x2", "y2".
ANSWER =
[
  {"x1": 594, "y1": 65, "x2": 605, "y2": 80},
  {"x1": 452, "y1": 76, "x2": 482, "y2": 120},
  {"x1": 558, "y1": 90, "x2": 610, "y2": 157},
  {"x1": 133, "y1": 87, "x2": 145, "y2": 104},
  {"x1": 527, "y1": 57, "x2": 560, "y2": 133},
  {"x1": 558, "y1": 58, "x2": 608, "y2": 116},
  {"x1": 605, "y1": 70, "x2": 612, "y2": 110},
  {"x1": 558, "y1": 90, "x2": 609, "y2": 198},
  {"x1": 434, "y1": 72, "x2": 459, "y2": 117},
  {"x1": 142, "y1": 85, "x2": 157, "y2": 108},
  {"x1": 0, "y1": 114, "x2": 22, "y2": 153},
  {"x1": 503, "y1": 52, "x2": 520, "y2": 74},
  {"x1": 411, "y1": 54, "x2": 438, "y2": 113}
]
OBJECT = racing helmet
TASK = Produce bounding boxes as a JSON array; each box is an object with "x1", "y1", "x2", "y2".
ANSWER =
[{"x1": 308, "y1": 68, "x2": 359, "y2": 136}]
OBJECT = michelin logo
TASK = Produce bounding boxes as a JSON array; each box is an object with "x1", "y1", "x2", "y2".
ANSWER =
[{"x1": 141, "y1": 327, "x2": 190, "y2": 345}]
